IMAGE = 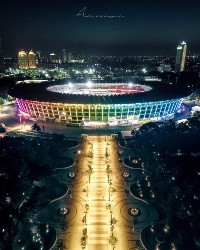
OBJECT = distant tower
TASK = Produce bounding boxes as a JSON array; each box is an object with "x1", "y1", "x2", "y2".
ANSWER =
[
  {"x1": 49, "y1": 53, "x2": 57, "y2": 63},
  {"x1": 62, "y1": 49, "x2": 67, "y2": 63},
  {"x1": 0, "y1": 39, "x2": 4, "y2": 73},
  {"x1": 36, "y1": 51, "x2": 42, "y2": 66},
  {"x1": 67, "y1": 52, "x2": 73, "y2": 62},
  {"x1": 18, "y1": 49, "x2": 28, "y2": 69},
  {"x1": 36, "y1": 51, "x2": 42, "y2": 59},
  {"x1": 175, "y1": 41, "x2": 187, "y2": 72},
  {"x1": 28, "y1": 50, "x2": 37, "y2": 68}
]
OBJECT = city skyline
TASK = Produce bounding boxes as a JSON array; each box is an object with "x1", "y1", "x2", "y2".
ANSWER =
[{"x1": 1, "y1": 0, "x2": 200, "y2": 57}]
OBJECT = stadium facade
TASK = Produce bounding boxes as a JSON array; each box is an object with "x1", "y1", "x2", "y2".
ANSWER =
[{"x1": 10, "y1": 82, "x2": 189, "y2": 126}]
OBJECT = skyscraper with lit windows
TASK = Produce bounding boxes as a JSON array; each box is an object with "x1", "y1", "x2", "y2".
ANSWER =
[
  {"x1": 28, "y1": 50, "x2": 36, "y2": 68},
  {"x1": 175, "y1": 41, "x2": 187, "y2": 72},
  {"x1": 18, "y1": 49, "x2": 37, "y2": 69},
  {"x1": 18, "y1": 50, "x2": 28, "y2": 69}
]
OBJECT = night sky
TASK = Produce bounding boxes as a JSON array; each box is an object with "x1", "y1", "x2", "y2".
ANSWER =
[{"x1": 1, "y1": 0, "x2": 200, "y2": 57}]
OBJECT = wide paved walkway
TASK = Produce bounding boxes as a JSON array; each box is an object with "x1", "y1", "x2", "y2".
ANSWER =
[
  {"x1": 65, "y1": 135, "x2": 132, "y2": 250},
  {"x1": 87, "y1": 136, "x2": 109, "y2": 250}
]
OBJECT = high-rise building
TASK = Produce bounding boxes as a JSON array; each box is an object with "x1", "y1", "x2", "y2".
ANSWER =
[
  {"x1": 175, "y1": 41, "x2": 187, "y2": 72},
  {"x1": 36, "y1": 51, "x2": 42, "y2": 59},
  {"x1": 49, "y1": 53, "x2": 57, "y2": 63},
  {"x1": 35, "y1": 51, "x2": 42, "y2": 66},
  {"x1": 67, "y1": 52, "x2": 73, "y2": 63},
  {"x1": 18, "y1": 49, "x2": 37, "y2": 69},
  {"x1": 62, "y1": 49, "x2": 67, "y2": 63},
  {"x1": 18, "y1": 49, "x2": 28, "y2": 69},
  {"x1": 28, "y1": 50, "x2": 37, "y2": 68}
]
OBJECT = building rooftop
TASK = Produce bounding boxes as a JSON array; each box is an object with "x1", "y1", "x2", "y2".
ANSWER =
[{"x1": 9, "y1": 82, "x2": 191, "y2": 105}]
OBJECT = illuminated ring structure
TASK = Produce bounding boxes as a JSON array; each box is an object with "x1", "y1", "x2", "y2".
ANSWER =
[{"x1": 9, "y1": 82, "x2": 190, "y2": 125}]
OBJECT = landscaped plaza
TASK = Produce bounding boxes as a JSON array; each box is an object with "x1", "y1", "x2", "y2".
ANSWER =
[{"x1": 30, "y1": 134, "x2": 169, "y2": 250}]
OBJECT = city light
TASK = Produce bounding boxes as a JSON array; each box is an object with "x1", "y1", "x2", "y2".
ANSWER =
[
  {"x1": 86, "y1": 80, "x2": 92, "y2": 87},
  {"x1": 142, "y1": 68, "x2": 147, "y2": 73},
  {"x1": 89, "y1": 68, "x2": 94, "y2": 73},
  {"x1": 128, "y1": 82, "x2": 133, "y2": 87},
  {"x1": 68, "y1": 82, "x2": 73, "y2": 88}
]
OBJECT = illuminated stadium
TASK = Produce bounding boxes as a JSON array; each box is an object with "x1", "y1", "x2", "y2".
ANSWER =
[{"x1": 9, "y1": 82, "x2": 190, "y2": 126}]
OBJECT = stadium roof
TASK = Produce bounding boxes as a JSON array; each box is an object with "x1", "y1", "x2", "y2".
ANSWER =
[{"x1": 9, "y1": 82, "x2": 191, "y2": 105}]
